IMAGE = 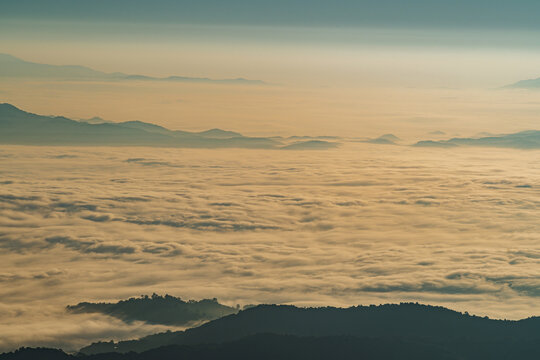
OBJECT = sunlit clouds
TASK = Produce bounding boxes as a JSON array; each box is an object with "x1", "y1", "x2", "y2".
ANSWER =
[{"x1": 0, "y1": 144, "x2": 539, "y2": 350}]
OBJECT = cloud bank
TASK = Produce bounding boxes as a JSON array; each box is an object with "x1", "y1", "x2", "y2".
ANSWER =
[{"x1": 0, "y1": 143, "x2": 539, "y2": 351}]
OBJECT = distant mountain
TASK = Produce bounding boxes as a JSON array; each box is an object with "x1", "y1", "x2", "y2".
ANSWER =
[
  {"x1": 0, "y1": 53, "x2": 265, "y2": 85},
  {"x1": 78, "y1": 116, "x2": 112, "y2": 125},
  {"x1": 0, "y1": 103, "x2": 279, "y2": 148},
  {"x1": 79, "y1": 303, "x2": 540, "y2": 355},
  {"x1": 287, "y1": 135, "x2": 341, "y2": 140},
  {"x1": 366, "y1": 134, "x2": 401, "y2": 145},
  {"x1": 66, "y1": 294, "x2": 237, "y2": 326},
  {"x1": 281, "y1": 140, "x2": 340, "y2": 150},
  {"x1": 195, "y1": 129, "x2": 243, "y2": 139},
  {"x1": 505, "y1": 77, "x2": 540, "y2": 89},
  {"x1": 354, "y1": 134, "x2": 401, "y2": 145},
  {"x1": 414, "y1": 140, "x2": 459, "y2": 148},
  {"x1": 413, "y1": 130, "x2": 540, "y2": 149}
]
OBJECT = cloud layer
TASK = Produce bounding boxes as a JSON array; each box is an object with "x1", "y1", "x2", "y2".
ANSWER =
[{"x1": 0, "y1": 143, "x2": 539, "y2": 351}]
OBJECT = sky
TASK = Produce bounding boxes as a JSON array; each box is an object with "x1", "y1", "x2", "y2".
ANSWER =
[
  {"x1": 2, "y1": 2, "x2": 540, "y2": 136},
  {"x1": 2, "y1": 0, "x2": 540, "y2": 91},
  {"x1": 1, "y1": 0, "x2": 540, "y2": 353},
  {"x1": 4, "y1": 0, "x2": 540, "y2": 29}
]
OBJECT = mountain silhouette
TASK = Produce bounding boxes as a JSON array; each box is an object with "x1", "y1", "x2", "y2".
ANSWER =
[
  {"x1": 365, "y1": 134, "x2": 401, "y2": 145},
  {"x1": 413, "y1": 130, "x2": 540, "y2": 149},
  {"x1": 0, "y1": 53, "x2": 265, "y2": 85},
  {"x1": 5, "y1": 303, "x2": 540, "y2": 359},
  {"x1": 0, "y1": 334, "x2": 463, "y2": 360},
  {"x1": 505, "y1": 77, "x2": 540, "y2": 89},
  {"x1": 0, "y1": 103, "x2": 278, "y2": 148},
  {"x1": 79, "y1": 303, "x2": 540, "y2": 355},
  {"x1": 281, "y1": 140, "x2": 339, "y2": 150},
  {"x1": 66, "y1": 294, "x2": 237, "y2": 326}
]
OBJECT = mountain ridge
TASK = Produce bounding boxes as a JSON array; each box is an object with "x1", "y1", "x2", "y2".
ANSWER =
[
  {"x1": 79, "y1": 302, "x2": 540, "y2": 355},
  {"x1": 413, "y1": 130, "x2": 540, "y2": 149},
  {"x1": 0, "y1": 53, "x2": 265, "y2": 85},
  {"x1": 0, "y1": 103, "x2": 279, "y2": 148}
]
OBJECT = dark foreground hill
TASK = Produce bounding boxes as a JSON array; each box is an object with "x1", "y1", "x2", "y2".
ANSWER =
[
  {"x1": 76, "y1": 303, "x2": 540, "y2": 356},
  {"x1": 0, "y1": 334, "x2": 460, "y2": 360},
  {"x1": 5, "y1": 332, "x2": 540, "y2": 360}
]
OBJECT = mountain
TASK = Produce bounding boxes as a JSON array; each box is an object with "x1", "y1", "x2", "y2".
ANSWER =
[
  {"x1": 79, "y1": 303, "x2": 540, "y2": 355},
  {"x1": 0, "y1": 53, "x2": 265, "y2": 85},
  {"x1": 0, "y1": 103, "x2": 279, "y2": 148},
  {"x1": 414, "y1": 140, "x2": 459, "y2": 148},
  {"x1": 505, "y1": 77, "x2": 540, "y2": 89},
  {"x1": 0, "y1": 334, "x2": 465, "y2": 360},
  {"x1": 66, "y1": 294, "x2": 237, "y2": 326},
  {"x1": 413, "y1": 130, "x2": 540, "y2": 149},
  {"x1": 78, "y1": 116, "x2": 112, "y2": 125},
  {"x1": 281, "y1": 140, "x2": 340, "y2": 150},
  {"x1": 366, "y1": 134, "x2": 401, "y2": 145},
  {"x1": 6, "y1": 333, "x2": 540, "y2": 360},
  {"x1": 354, "y1": 134, "x2": 401, "y2": 145},
  {"x1": 194, "y1": 129, "x2": 243, "y2": 139}
]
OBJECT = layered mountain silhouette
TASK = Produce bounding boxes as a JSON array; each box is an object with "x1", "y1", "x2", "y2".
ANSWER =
[
  {"x1": 0, "y1": 103, "x2": 343, "y2": 149},
  {"x1": 66, "y1": 294, "x2": 237, "y2": 326},
  {"x1": 365, "y1": 134, "x2": 401, "y2": 145},
  {"x1": 0, "y1": 53, "x2": 264, "y2": 85},
  {"x1": 4, "y1": 303, "x2": 540, "y2": 359},
  {"x1": 505, "y1": 77, "x2": 540, "y2": 89},
  {"x1": 0, "y1": 103, "x2": 281, "y2": 148},
  {"x1": 413, "y1": 130, "x2": 540, "y2": 149},
  {"x1": 281, "y1": 140, "x2": 340, "y2": 150},
  {"x1": 76, "y1": 303, "x2": 540, "y2": 357}
]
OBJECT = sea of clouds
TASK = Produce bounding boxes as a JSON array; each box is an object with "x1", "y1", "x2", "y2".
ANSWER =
[{"x1": 0, "y1": 143, "x2": 539, "y2": 351}]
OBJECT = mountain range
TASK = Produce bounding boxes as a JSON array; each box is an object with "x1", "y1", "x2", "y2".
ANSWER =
[
  {"x1": 0, "y1": 103, "x2": 341, "y2": 149},
  {"x1": 0, "y1": 53, "x2": 265, "y2": 85},
  {"x1": 414, "y1": 130, "x2": 540, "y2": 149},
  {"x1": 1, "y1": 102, "x2": 538, "y2": 149}
]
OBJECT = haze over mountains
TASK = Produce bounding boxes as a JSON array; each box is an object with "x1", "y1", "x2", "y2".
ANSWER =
[
  {"x1": 0, "y1": 103, "x2": 325, "y2": 149},
  {"x1": 0, "y1": 54, "x2": 265, "y2": 85},
  {"x1": 2, "y1": 102, "x2": 538, "y2": 149}
]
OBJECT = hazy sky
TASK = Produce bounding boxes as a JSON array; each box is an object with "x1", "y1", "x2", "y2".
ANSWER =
[
  {"x1": 2, "y1": 6, "x2": 540, "y2": 136},
  {"x1": 3, "y1": 0, "x2": 540, "y2": 89},
  {"x1": 4, "y1": 0, "x2": 540, "y2": 29}
]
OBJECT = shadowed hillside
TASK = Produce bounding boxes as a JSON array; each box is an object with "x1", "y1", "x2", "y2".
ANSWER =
[
  {"x1": 79, "y1": 303, "x2": 540, "y2": 355},
  {"x1": 5, "y1": 324, "x2": 540, "y2": 359},
  {"x1": 0, "y1": 335, "x2": 461, "y2": 360}
]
